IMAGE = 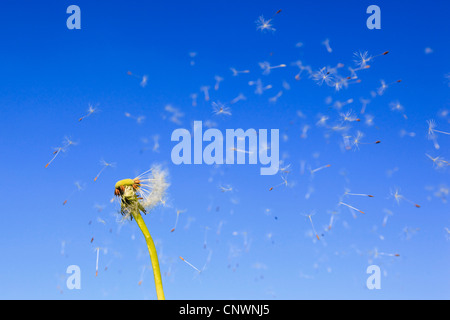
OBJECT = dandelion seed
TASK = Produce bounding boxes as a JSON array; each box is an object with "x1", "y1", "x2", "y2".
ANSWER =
[
  {"x1": 269, "y1": 90, "x2": 283, "y2": 103},
  {"x1": 248, "y1": 79, "x2": 272, "y2": 95},
  {"x1": 292, "y1": 60, "x2": 312, "y2": 80},
  {"x1": 427, "y1": 119, "x2": 450, "y2": 138},
  {"x1": 45, "y1": 137, "x2": 77, "y2": 168},
  {"x1": 164, "y1": 105, "x2": 184, "y2": 125},
  {"x1": 127, "y1": 71, "x2": 148, "y2": 87},
  {"x1": 124, "y1": 112, "x2": 145, "y2": 124},
  {"x1": 230, "y1": 93, "x2": 246, "y2": 104},
  {"x1": 214, "y1": 75, "x2": 224, "y2": 91},
  {"x1": 322, "y1": 38, "x2": 332, "y2": 53},
  {"x1": 310, "y1": 164, "x2": 331, "y2": 175},
  {"x1": 95, "y1": 247, "x2": 100, "y2": 277},
  {"x1": 78, "y1": 103, "x2": 99, "y2": 122},
  {"x1": 230, "y1": 68, "x2": 250, "y2": 76},
  {"x1": 344, "y1": 189, "x2": 374, "y2": 198},
  {"x1": 311, "y1": 67, "x2": 335, "y2": 86},
  {"x1": 259, "y1": 61, "x2": 287, "y2": 75},
  {"x1": 212, "y1": 101, "x2": 232, "y2": 116},
  {"x1": 170, "y1": 209, "x2": 185, "y2": 232},
  {"x1": 269, "y1": 173, "x2": 289, "y2": 191},
  {"x1": 377, "y1": 79, "x2": 402, "y2": 96},
  {"x1": 200, "y1": 86, "x2": 210, "y2": 101},
  {"x1": 304, "y1": 212, "x2": 320, "y2": 240},
  {"x1": 327, "y1": 211, "x2": 339, "y2": 231},
  {"x1": 94, "y1": 159, "x2": 115, "y2": 182},
  {"x1": 180, "y1": 256, "x2": 201, "y2": 273},
  {"x1": 63, "y1": 181, "x2": 84, "y2": 206},
  {"x1": 339, "y1": 202, "x2": 365, "y2": 214},
  {"x1": 220, "y1": 185, "x2": 233, "y2": 192},
  {"x1": 189, "y1": 93, "x2": 198, "y2": 107},
  {"x1": 425, "y1": 154, "x2": 450, "y2": 169},
  {"x1": 340, "y1": 110, "x2": 361, "y2": 123},
  {"x1": 382, "y1": 209, "x2": 394, "y2": 227},
  {"x1": 391, "y1": 188, "x2": 420, "y2": 208},
  {"x1": 349, "y1": 131, "x2": 381, "y2": 150}
]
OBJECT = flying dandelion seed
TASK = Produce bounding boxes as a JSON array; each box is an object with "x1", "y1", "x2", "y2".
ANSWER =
[
  {"x1": 63, "y1": 181, "x2": 84, "y2": 206},
  {"x1": 255, "y1": 16, "x2": 275, "y2": 33},
  {"x1": 427, "y1": 119, "x2": 450, "y2": 138},
  {"x1": 200, "y1": 86, "x2": 210, "y2": 101},
  {"x1": 124, "y1": 112, "x2": 145, "y2": 124},
  {"x1": 377, "y1": 79, "x2": 402, "y2": 96},
  {"x1": 391, "y1": 188, "x2": 421, "y2": 208},
  {"x1": 94, "y1": 159, "x2": 115, "y2": 182},
  {"x1": 212, "y1": 101, "x2": 232, "y2": 116},
  {"x1": 179, "y1": 256, "x2": 201, "y2": 273},
  {"x1": 269, "y1": 173, "x2": 289, "y2": 191},
  {"x1": 259, "y1": 61, "x2": 287, "y2": 75},
  {"x1": 164, "y1": 105, "x2": 184, "y2": 125},
  {"x1": 230, "y1": 93, "x2": 247, "y2": 104},
  {"x1": 269, "y1": 91, "x2": 283, "y2": 103},
  {"x1": 344, "y1": 189, "x2": 374, "y2": 198},
  {"x1": 78, "y1": 103, "x2": 99, "y2": 122},
  {"x1": 339, "y1": 202, "x2": 365, "y2": 214},
  {"x1": 230, "y1": 68, "x2": 250, "y2": 76},
  {"x1": 353, "y1": 50, "x2": 388, "y2": 68},
  {"x1": 248, "y1": 79, "x2": 272, "y2": 95},
  {"x1": 127, "y1": 71, "x2": 148, "y2": 87},
  {"x1": 310, "y1": 164, "x2": 331, "y2": 176},
  {"x1": 190, "y1": 93, "x2": 198, "y2": 107},
  {"x1": 322, "y1": 38, "x2": 332, "y2": 53},
  {"x1": 311, "y1": 67, "x2": 335, "y2": 86},
  {"x1": 214, "y1": 75, "x2": 224, "y2": 91},
  {"x1": 170, "y1": 209, "x2": 185, "y2": 232},
  {"x1": 425, "y1": 154, "x2": 450, "y2": 169},
  {"x1": 304, "y1": 212, "x2": 320, "y2": 240},
  {"x1": 45, "y1": 137, "x2": 77, "y2": 168}
]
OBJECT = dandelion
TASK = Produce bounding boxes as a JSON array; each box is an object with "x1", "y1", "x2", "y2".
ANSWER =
[
  {"x1": 188, "y1": 52, "x2": 197, "y2": 66},
  {"x1": 94, "y1": 159, "x2": 115, "y2": 182},
  {"x1": 114, "y1": 166, "x2": 169, "y2": 300},
  {"x1": 212, "y1": 101, "x2": 232, "y2": 116},
  {"x1": 354, "y1": 50, "x2": 388, "y2": 68},
  {"x1": 292, "y1": 60, "x2": 312, "y2": 80}
]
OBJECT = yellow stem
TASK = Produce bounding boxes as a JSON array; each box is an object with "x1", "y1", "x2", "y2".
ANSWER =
[{"x1": 131, "y1": 211, "x2": 165, "y2": 300}]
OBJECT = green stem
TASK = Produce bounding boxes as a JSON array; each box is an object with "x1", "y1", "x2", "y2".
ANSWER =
[{"x1": 131, "y1": 210, "x2": 165, "y2": 300}]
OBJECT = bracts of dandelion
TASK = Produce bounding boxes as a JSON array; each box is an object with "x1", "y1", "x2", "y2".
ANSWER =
[{"x1": 114, "y1": 167, "x2": 169, "y2": 300}]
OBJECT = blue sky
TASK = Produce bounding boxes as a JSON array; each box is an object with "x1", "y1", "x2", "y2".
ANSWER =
[{"x1": 0, "y1": 0, "x2": 449, "y2": 299}]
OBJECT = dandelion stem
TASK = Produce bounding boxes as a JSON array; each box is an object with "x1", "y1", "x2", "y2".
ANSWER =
[{"x1": 131, "y1": 210, "x2": 165, "y2": 300}]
